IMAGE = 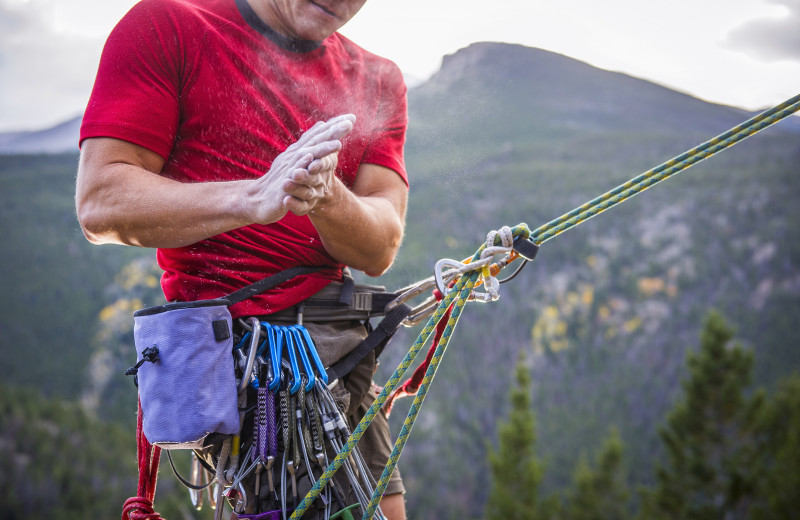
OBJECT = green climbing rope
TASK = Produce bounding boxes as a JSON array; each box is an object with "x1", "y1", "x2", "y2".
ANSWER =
[
  {"x1": 361, "y1": 271, "x2": 480, "y2": 519},
  {"x1": 290, "y1": 92, "x2": 800, "y2": 520},
  {"x1": 531, "y1": 93, "x2": 800, "y2": 245},
  {"x1": 289, "y1": 269, "x2": 481, "y2": 519}
]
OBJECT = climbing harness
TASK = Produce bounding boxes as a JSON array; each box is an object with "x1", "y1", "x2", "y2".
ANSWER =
[
  {"x1": 123, "y1": 92, "x2": 799, "y2": 520},
  {"x1": 125, "y1": 267, "x2": 405, "y2": 519},
  {"x1": 206, "y1": 317, "x2": 387, "y2": 518}
]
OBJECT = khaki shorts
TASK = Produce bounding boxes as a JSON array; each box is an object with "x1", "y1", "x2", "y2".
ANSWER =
[
  {"x1": 351, "y1": 386, "x2": 405, "y2": 496},
  {"x1": 340, "y1": 349, "x2": 405, "y2": 497}
]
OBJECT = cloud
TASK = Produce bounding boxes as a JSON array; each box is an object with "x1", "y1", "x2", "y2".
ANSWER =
[
  {"x1": 0, "y1": 0, "x2": 106, "y2": 131},
  {"x1": 725, "y1": 0, "x2": 800, "y2": 62},
  {"x1": 0, "y1": 1, "x2": 40, "y2": 42},
  {"x1": 1, "y1": 0, "x2": 798, "y2": 130}
]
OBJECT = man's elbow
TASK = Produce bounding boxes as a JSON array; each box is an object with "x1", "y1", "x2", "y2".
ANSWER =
[
  {"x1": 364, "y1": 233, "x2": 403, "y2": 277},
  {"x1": 75, "y1": 198, "x2": 114, "y2": 245},
  {"x1": 77, "y1": 213, "x2": 107, "y2": 245},
  {"x1": 80, "y1": 226, "x2": 109, "y2": 246},
  {"x1": 364, "y1": 260, "x2": 393, "y2": 278}
]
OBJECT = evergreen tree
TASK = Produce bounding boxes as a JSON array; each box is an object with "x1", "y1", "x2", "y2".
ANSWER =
[
  {"x1": 0, "y1": 383, "x2": 197, "y2": 520},
  {"x1": 640, "y1": 311, "x2": 763, "y2": 520},
  {"x1": 563, "y1": 428, "x2": 630, "y2": 520},
  {"x1": 750, "y1": 374, "x2": 800, "y2": 520},
  {"x1": 484, "y1": 353, "x2": 544, "y2": 520}
]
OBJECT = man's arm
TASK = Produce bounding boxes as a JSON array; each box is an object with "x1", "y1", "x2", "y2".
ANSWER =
[
  {"x1": 75, "y1": 116, "x2": 354, "y2": 248},
  {"x1": 307, "y1": 163, "x2": 408, "y2": 277}
]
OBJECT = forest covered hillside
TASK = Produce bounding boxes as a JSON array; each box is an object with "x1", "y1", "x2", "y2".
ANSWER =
[{"x1": 1, "y1": 43, "x2": 798, "y2": 518}]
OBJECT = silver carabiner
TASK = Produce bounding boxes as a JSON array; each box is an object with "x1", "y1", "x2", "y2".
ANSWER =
[
  {"x1": 401, "y1": 296, "x2": 439, "y2": 327},
  {"x1": 434, "y1": 258, "x2": 470, "y2": 296},
  {"x1": 189, "y1": 452, "x2": 204, "y2": 510},
  {"x1": 238, "y1": 317, "x2": 260, "y2": 393},
  {"x1": 384, "y1": 277, "x2": 436, "y2": 313}
]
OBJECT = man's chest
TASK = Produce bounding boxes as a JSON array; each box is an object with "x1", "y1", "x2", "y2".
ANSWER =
[{"x1": 171, "y1": 44, "x2": 377, "y2": 186}]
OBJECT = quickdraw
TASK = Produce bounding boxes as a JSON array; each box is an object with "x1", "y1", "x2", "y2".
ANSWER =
[{"x1": 211, "y1": 318, "x2": 388, "y2": 519}]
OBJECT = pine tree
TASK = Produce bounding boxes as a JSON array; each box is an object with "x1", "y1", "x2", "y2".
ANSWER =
[
  {"x1": 484, "y1": 353, "x2": 543, "y2": 520},
  {"x1": 641, "y1": 311, "x2": 763, "y2": 520},
  {"x1": 563, "y1": 428, "x2": 630, "y2": 520},
  {"x1": 750, "y1": 374, "x2": 800, "y2": 520}
]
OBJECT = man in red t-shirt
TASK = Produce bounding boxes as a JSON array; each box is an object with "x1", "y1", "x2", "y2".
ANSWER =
[{"x1": 76, "y1": 0, "x2": 408, "y2": 518}]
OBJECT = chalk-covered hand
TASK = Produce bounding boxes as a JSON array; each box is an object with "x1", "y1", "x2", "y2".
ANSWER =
[{"x1": 247, "y1": 114, "x2": 355, "y2": 223}]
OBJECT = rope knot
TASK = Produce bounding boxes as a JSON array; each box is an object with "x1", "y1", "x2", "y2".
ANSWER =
[
  {"x1": 122, "y1": 497, "x2": 163, "y2": 520},
  {"x1": 479, "y1": 226, "x2": 514, "y2": 301}
]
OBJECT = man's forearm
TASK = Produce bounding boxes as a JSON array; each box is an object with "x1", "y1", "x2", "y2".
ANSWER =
[
  {"x1": 76, "y1": 161, "x2": 261, "y2": 248},
  {"x1": 308, "y1": 164, "x2": 407, "y2": 276}
]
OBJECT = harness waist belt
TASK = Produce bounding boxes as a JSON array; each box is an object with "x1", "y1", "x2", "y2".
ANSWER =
[
  {"x1": 236, "y1": 276, "x2": 412, "y2": 381},
  {"x1": 264, "y1": 281, "x2": 395, "y2": 322}
]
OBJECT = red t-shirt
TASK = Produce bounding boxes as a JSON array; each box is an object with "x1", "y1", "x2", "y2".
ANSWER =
[{"x1": 80, "y1": 0, "x2": 408, "y2": 318}]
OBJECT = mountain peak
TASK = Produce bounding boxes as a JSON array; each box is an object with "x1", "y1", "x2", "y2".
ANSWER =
[
  {"x1": 432, "y1": 42, "x2": 580, "y2": 86},
  {"x1": 0, "y1": 115, "x2": 82, "y2": 155},
  {"x1": 411, "y1": 42, "x2": 753, "y2": 137}
]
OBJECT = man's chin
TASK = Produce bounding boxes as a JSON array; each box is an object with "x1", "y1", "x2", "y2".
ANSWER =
[
  {"x1": 296, "y1": 3, "x2": 347, "y2": 39},
  {"x1": 294, "y1": 24, "x2": 339, "y2": 43}
]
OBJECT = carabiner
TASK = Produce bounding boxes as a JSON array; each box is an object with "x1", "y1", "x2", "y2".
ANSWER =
[
  {"x1": 264, "y1": 323, "x2": 283, "y2": 392},
  {"x1": 281, "y1": 326, "x2": 303, "y2": 394},
  {"x1": 238, "y1": 317, "x2": 260, "y2": 393},
  {"x1": 402, "y1": 295, "x2": 440, "y2": 327},
  {"x1": 189, "y1": 453, "x2": 204, "y2": 510},
  {"x1": 384, "y1": 277, "x2": 436, "y2": 313},
  {"x1": 290, "y1": 324, "x2": 328, "y2": 386},
  {"x1": 286, "y1": 326, "x2": 316, "y2": 392},
  {"x1": 434, "y1": 258, "x2": 471, "y2": 296}
]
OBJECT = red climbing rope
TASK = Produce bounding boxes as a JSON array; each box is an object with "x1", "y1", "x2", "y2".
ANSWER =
[
  {"x1": 384, "y1": 300, "x2": 453, "y2": 416},
  {"x1": 122, "y1": 399, "x2": 165, "y2": 520}
]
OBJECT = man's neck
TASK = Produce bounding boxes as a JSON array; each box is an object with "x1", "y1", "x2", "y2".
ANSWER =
[
  {"x1": 236, "y1": 0, "x2": 322, "y2": 53},
  {"x1": 245, "y1": 0, "x2": 281, "y2": 32}
]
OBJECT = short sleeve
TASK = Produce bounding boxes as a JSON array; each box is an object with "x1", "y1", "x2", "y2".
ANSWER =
[
  {"x1": 80, "y1": 0, "x2": 183, "y2": 160},
  {"x1": 361, "y1": 60, "x2": 409, "y2": 186}
]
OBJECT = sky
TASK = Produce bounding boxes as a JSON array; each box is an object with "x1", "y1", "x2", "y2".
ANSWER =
[{"x1": 0, "y1": 0, "x2": 798, "y2": 132}]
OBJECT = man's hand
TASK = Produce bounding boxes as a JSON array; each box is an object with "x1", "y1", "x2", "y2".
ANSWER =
[{"x1": 248, "y1": 114, "x2": 355, "y2": 222}]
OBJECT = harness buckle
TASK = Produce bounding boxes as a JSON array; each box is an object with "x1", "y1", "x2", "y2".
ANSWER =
[{"x1": 352, "y1": 292, "x2": 373, "y2": 312}]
